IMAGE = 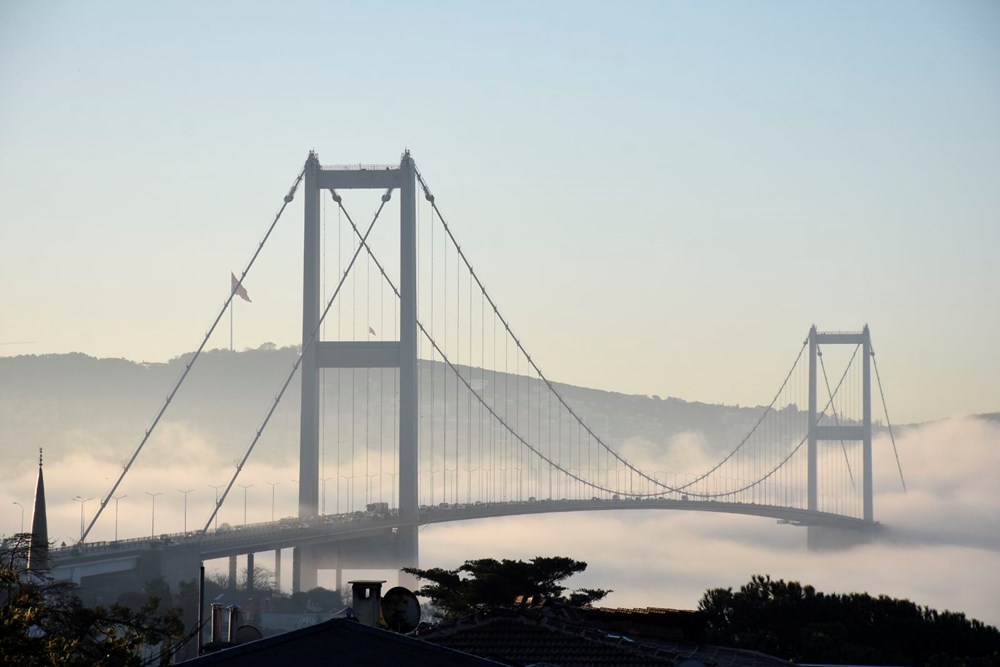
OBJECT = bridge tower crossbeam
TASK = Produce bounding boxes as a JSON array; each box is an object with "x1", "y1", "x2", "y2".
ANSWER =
[{"x1": 295, "y1": 152, "x2": 418, "y2": 592}]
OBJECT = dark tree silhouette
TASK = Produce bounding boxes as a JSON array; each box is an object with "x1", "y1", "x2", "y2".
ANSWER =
[
  {"x1": 0, "y1": 534, "x2": 184, "y2": 666},
  {"x1": 404, "y1": 556, "x2": 610, "y2": 620},
  {"x1": 699, "y1": 574, "x2": 1000, "y2": 666}
]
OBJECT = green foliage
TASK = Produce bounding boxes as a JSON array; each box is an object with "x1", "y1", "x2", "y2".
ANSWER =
[
  {"x1": 699, "y1": 574, "x2": 1000, "y2": 666},
  {"x1": 404, "y1": 556, "x2": 611, "y2": 620},
  {"x1": 0, "y1": 534, "x2": 184, "y2": 666}
]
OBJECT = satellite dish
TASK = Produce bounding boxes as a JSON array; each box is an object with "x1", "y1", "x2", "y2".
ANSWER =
[
  {"x1": 234, "y1": 624, "x2": 264, "y2": 644},
  {"x1": 380, "y1": 586, "x2": 421, "y2": 633}
]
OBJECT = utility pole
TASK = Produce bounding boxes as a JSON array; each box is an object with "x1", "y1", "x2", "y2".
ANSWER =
[
  {"x1": 73, "y1": 496, "x2": 92, "y2": 543},
  {"x1": 266, "y1": 481, "x2": 281, "y2": 521},
  {"x1": 239, "y1": 483, "x2": 254, "y2": 525},
  {"x1": 145, "y1": 491, "x2": 162, "y2": 537},
  {"x1": 208, "y1": 484, "x2": 225, "y2": 530},
  {"x1": 12, "y1": 501, "x2": 23, "y2": 533},
  {"x1": 178, "y1": 489, "x2": 194, "y2": 533},
  {"x1": 112, "y1": 495, "x2": 127, "y2": 541}
]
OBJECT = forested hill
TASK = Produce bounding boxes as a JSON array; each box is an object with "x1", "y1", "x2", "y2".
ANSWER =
[{"x1": 1, "y1": 347, "x2": 899, "y2": 469}]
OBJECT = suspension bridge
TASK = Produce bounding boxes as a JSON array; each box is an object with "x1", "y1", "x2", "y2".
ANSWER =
[{"x1": 49, "y1": 150, "x2": 905, "y2": 594}]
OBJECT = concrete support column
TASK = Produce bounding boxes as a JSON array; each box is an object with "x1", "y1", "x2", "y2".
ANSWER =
[
  {"x1": 274, "y1": 549, "x2": 282, "y2": 593},
  {"x1": 228, "y1": 555, "x2": 237, "y2": 593},
  {"x1": 396, "y1": 523, "x2": 419, "y2": 585},
  {"x1": 292, "y1": 545, "x2": 318, "y2": 593},
  {"x1": 246, "y1": 552, "x2": 255, "y2": 593}
]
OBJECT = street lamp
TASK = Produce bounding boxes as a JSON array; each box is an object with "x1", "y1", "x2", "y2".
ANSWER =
[
  {"x1": 208, "y1": 483, "x2": 225, "y2": 531},
  {"x1": 12, "y1": 501, "x2": 23, "y2": 533},
  {"x1": 145, "y1": 491, "x2": 162, "y2": 538},
  {"x1": 320, "y1": 476, "x2": 335, "y2": 515},
  {"x1": 73, "y1": 496, "x2": 92, "y2": 543},
  {"x1": 112, "y1": 495, "x2": 127, "y2": 541},
  {"x1": 238, "y1": 483, "x2": 254, "y2": 525},
  {"x1": 340, "y1": 474, "x2": 354, "y2": 513},
  {"x1": 265, "y1": 481, "x2": 281, "y2": 522},
  {"x1": 177, "y1": 489, "x2": 194, "y2": 533}
]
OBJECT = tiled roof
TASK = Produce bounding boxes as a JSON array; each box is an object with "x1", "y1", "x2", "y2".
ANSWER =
[
  {"x1": 421, "y1": 610, "x2": 677, "y2": 666},
  {"x1": 418, "y1": 604, "x2": 797, "y2": 667},
  {"x1": 179, "y1": 618, "x2": 504, "y2": 666}
]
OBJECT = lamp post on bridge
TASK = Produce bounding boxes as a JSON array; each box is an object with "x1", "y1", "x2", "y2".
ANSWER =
[
  {"x1": 112, "y1": 495, "x2": 127, "y2": 541},
  {"x1": 366, "y1": 473, "x2": 379, "y2": 507},
  {"x1": 238, "y1": 483, "x2": 254, "y2": 526},
  {"x1": 266, "y1": 481, "x2": 281, "y2": 521},
  {"x1": 208, "y1": 483, "x2": 225, "y2": 531},
  {"x1": 73, "y1": 496, "x2": 92, "y2": 543},
  {"x1": 144, "y1": 491, "x2": 161, "y2": 538},
  {"x1": 320, "y1": 476, "x2": 334, "y2": 515},
  {"x1": 12, "y1": 501, "x2": 23, "y2": 533},
  {"x1": 177, "y1": 489, "x2": 194, "y2": 533},
  {"x1": 339, "y1": 474, "x2": 354, "y2": 514}
]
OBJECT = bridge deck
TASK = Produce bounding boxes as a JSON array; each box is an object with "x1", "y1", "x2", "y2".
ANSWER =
[{"x1": 51, "y1": 499, "x2": 873, "y2": 571}]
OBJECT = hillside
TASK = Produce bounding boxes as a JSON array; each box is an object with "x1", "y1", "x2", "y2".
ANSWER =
[{"x1": 1, "y1": 346, "x2": 852, "y2": 469}]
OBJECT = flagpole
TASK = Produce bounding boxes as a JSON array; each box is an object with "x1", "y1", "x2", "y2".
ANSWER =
[{"x1": 229, "y1": 271, "x2": 251, "y2": 352}]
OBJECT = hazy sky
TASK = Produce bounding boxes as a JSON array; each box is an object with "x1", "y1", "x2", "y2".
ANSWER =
[{"x1": 2, "y1": 1, "x2": 999, "y2": 424}]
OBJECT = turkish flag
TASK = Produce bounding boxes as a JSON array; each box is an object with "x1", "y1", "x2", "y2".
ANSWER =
[{"x1": 231, "y1": 273, "x2": 252, "y2": 303}]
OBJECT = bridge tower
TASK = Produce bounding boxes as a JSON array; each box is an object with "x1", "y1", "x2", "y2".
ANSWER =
[
  {"x1": 294, "y1": 152, "x2": 419, "y2": 591},
  {"x1": 807, "y1": 325, "x2": 872, "y2": 549}
]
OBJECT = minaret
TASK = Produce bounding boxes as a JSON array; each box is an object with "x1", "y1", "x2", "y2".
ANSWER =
[{"x1": 27, "y1": 448, "x2": 48, "y2": 573}]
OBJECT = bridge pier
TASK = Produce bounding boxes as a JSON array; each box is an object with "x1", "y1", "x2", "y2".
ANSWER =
[
  {"x1": 228, "y1": 555, "x2": 237, "y2": 593},
  {"x1": 292, "y1": 545, "x2": 319, "y2": 593},
  {"x1": 396, "y1": 524, "x2": 419, "y2": 588},
  {"x1": 807, "y1": 524, "x2": 876, "y2": 550},
  {"x1": 246, "y1": 552, "x2": 255, "y2": 593},
  {"x1": 274, "y1": 549, "x2": 282, "y2": 593},
  {"x1": 287, "y1": 527, "x2": 418, "y2": 594}
]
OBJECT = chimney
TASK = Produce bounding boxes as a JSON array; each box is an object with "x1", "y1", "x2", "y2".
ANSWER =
[
  {"x1": 227, "y1": 605, "x2": 241, "y2": 642},
  {"x1": 349, "y1": 580, "x2": 385, "y2": 627},
  {"x1": 210, "y1": 604, "x2": 224, "y2": 644}
]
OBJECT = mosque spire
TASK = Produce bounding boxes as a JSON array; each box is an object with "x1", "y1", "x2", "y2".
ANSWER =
[{"x1": 27, "y1": 448, "x2": 48, "y2": 572}]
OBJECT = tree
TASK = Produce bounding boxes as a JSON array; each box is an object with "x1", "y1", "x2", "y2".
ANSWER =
[
  {"x1": 699, "y1": 574, "x2": 1000, "y2": 666},
  {"x1": 0, "y1": 534, "x2": 185, "y2": 666},
  {"x1": 404, "y1": 556, "x2": 610, "y2": 620}
]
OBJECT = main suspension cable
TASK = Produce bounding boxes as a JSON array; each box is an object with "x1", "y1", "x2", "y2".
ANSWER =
[
  {"x1": 818, "y1": 345, "x2": 857, "y2": 488},
  {"x1": 414, "y1": 168, "x2": 807, "y2": 494},
  {"x1": 82, "y1": 160, "x2": 308, "y2": 543},
  {"x1": 871, "y1": 341, "x2": 906, "y2": 492},
  {"x1": 337, "y1": 201, "x2": 628, "y2": 495},
  {"x1": 687, "y1": 343, "x2": 861, "y2": 501},
  {"x1": 341, "y1": 191, "x2": 840, "y2": 501}
]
